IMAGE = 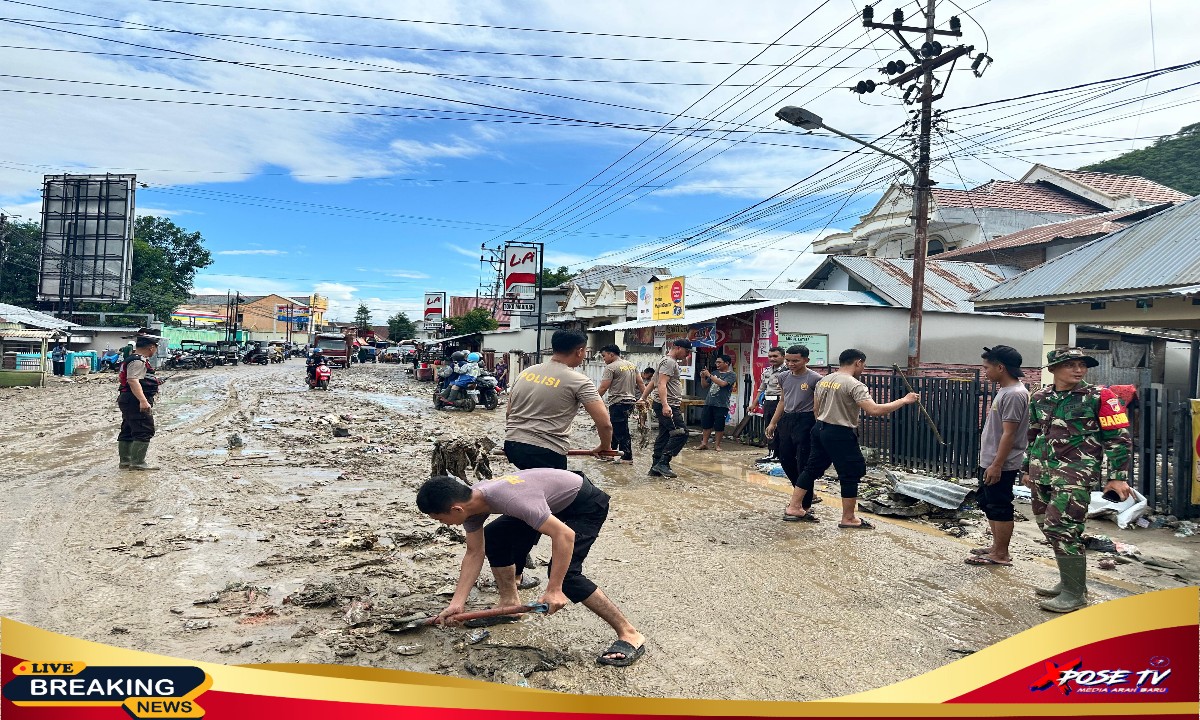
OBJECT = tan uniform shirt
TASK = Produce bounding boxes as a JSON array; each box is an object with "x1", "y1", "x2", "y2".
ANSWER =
[
  {"x1": 650, "y1": 355, "x2": 683, "y2": 407},
  {"x1": 814, "y1": 372, "x2": 871, "y2": 428},
  {"x1": 505, "y1": 359, "x2": 601, "y2": 455},
  {"x1": 602, "y1": 359, "x2": 639, "y2": 405}
]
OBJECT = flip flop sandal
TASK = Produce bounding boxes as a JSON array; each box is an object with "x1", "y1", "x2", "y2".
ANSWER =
[
  {"x1": 964, "y1": 556, "x2": 1012, "y2": 566},
  {"x1": 596, "y1": 639, "x2": 646, "y2": 667},
  {"x1": 782, "y1": 512, "x2": 819, "y2": 523},
  {"x1": 837, "y1": 519, "x2": 876, "y2": 530},
  {"x1": 517, "y1": 575, "x2": 541, "y2": 590},
  {"x1": 969, "y1": 547, "x2": 993, "y2": 556}
]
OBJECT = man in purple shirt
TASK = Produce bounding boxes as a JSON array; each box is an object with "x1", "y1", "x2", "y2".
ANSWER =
[{"x1": 416, "y1": 469, "x2": 646, "y2": 667}]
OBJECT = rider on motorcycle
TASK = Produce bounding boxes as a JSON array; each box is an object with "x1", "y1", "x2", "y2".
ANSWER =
[
  {"x1": 306, "y1": 348, "x2": 325, "y2": 382},
  {"x1": 439, "y1": 351, "x2": 481, "y2": 402}
]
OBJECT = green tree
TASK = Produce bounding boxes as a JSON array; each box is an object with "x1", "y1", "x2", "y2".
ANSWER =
[
  {"x1": 85, "y1": 216, "x2": 214, "y2": 324},
  {"x1": 0, "y1": 219, "x2": 41, "y2": 306},
  {"x1": 387, "y1": 310, "x2": 416, "y2": 340},
  {"x1": 1079, "y1": 122, "x2": 1200, "y2": 195},
  {"x1": 540, "y1": 265, "x2": 573, "y2": 288},
  {"x1": 445, "y1": 307, "x2": 499, "y2": 334},
  {"x1": 354, "y1": 302, "x2": 372, "y2": 332}
]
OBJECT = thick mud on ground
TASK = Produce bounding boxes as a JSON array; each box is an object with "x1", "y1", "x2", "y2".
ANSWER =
[{"x1": 1, "y1": 362, "x2": 1196, "y2": 700}]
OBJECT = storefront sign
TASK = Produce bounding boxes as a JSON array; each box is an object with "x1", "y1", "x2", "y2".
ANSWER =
[
  {"x1": 636, "y1": 285, "x2": 652, "y2": 321},
  {"x1": 778, "y1": 332, "x2": 829, "y2": 367},
  {"x1": 423, "y1": 292, "x2": 446, "y2": 324},
  {"x1": 503, "y1": 244, "x2": 540, "y2": 299},
  {"x1": 652, "y1": 277, "x2": 685, "y2": 320}
]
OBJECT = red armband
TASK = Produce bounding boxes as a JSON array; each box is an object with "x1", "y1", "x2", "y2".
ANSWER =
[{"x1": 1098, "y1": 387, "x2": 1130, "y2": 429}]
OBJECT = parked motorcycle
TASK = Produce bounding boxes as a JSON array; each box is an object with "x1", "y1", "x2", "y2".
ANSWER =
[
  {"x1": 308, "y1": 362, "x2": 331, "y2": 390},
  {"x1": 99, "y1": 348, "x2": 122, "y2": 372},
  {"x1": 467, "y1": 372, "x2": 500, "y2": 410},
  {"x1": 162, "y1": 350, "x2": 208, "y2": 371}
]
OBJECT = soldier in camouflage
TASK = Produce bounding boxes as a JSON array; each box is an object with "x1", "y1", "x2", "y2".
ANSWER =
[{"x1": 1023, "y1": 347, "x2": 1132, "y2": 613}]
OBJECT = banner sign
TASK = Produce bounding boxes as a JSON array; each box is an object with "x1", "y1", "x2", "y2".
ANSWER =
[
  {"x1": 778, "y1": 332, "x2": 829, "y2": 367},
  {"x1": 3, "y1": 589, "x2": 1195, "y2": 719},
  {"x1": 503, "y1": 244, "x2": 540, "y2": 300},
  {"x1": 636, "y1": 284, "x2": 652, "y2": 321},
  {"x1": 652, "y1": 276, "x2": 685, "y2": 320},
  {"x1": 687, "y1": 323, "x2": 725, "y2": 349},
  {"x1": 275, "y1": 305, "x2": 310, "y2": 322},
  {"x1": 423, "y1": 292, "x2": 446, "y2": 324},
  {"x1": 1192, "y1": 399, "x2": 1200, "y2": 506}
]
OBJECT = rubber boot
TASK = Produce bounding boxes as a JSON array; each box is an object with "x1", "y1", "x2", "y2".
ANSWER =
[
  {"x1": 118, "y1": 441, "x2": 133, "y2": 469},
  {"x1": 1039, "y1": 556, "x2": 1088, "y2": 613},
  {"x1": 648, "y1": 454, "x2": 662, "y2": 477},
  {"x1": 1032, "y1": 516, "x2": 1063, "y2": 597},
  {"x1": 128, "y1": 441, "x2": 160, "y2": 471}
]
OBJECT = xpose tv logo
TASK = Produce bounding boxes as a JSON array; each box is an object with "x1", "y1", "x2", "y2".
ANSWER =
[{"x1": 1031, "y1": 655, "x2": 1172, "y2": 696}]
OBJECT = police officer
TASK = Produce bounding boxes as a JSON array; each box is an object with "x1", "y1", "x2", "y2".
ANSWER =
[
  {"x1": 504, "y1": 330, "x2": 613, "y2": 470},
  {"x1": 755, "y1": 347, "x2": 786, "y2": 462},
  {"x1": 117, "y1": 334, "x2": 163, "y2": 470},
  {"x1": 1025, "y1": 347, "x2": 1132, "y2": 613}
]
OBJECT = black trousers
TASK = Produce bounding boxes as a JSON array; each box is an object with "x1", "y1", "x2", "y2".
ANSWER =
[
  {"x1": 777, "y1": 411, "x2": 816, "y2": 504},
  {"x1": 52, "y1": 361, "x2": 66, "y2": 376},
  {"x1": 608, "y1": 402, "x2": 634, "y2": 461},
  {"x1": 483, "y1": 474, "x2": 610, "y2": 603},
  {"x1": 117, "y1": 394, "x2": 156, "y2": 442},
  {"x1": 652, "y1": 401, "x2": 686, "y2": 461},
  {"x1": 976, "y1": 468, "x2": 1019, "y2": 522},
  {"x1": 504, "y1": 440, "x2": 568, "y2": 470},
  {"x1": 796, "y1": 421, "x2": 866, "y2": 499},
  {"x1": 761, "y1": 399, "x2": 779, "y2": 455}
]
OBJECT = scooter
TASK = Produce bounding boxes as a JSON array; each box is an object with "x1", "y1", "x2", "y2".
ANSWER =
[
  {"x1": 308, "y1": 362, "x2": 331, "y2": 390},
  {"x1": 99, "y1": 348, "x2": 122, "y2": 372},
  {"x1": 163, "y1": 350, "x2": 207, "y2": 371},
  {"x1": 242, "y1": 347, "x2": 270, "y2": 365}
]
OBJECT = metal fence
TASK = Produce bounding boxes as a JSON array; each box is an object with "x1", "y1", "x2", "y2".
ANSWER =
[
  {"x1": 1136, "y1": 388, "x2": 1196, "y2": 519},
  {"x1": 859, "y1": 370, "x2": 994, "y2": 479}
]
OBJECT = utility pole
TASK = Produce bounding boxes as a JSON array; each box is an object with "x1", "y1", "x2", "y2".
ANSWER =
[
  {"x1": 0, "y1": 214, "x2": 8, "y2": 295},
  {"x1": 857, "y1": 3, "x2": 987, "y2": 370}
]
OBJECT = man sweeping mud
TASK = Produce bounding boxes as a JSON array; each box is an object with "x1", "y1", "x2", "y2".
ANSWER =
[{"x1": 416, "y1": 470, "x2": 646, "y2": 667}]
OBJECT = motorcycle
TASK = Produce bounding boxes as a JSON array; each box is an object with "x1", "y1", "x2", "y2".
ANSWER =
[
  {"x1": 162, "y1": 350, "x2": 208, "y2": 371},
  {"x1": 433, "y1": 372, "x2": 475, "y2": 411},
  {"x1": 308, "y1": 362, "x2": 331, "y2": 390},
  {"x1": 99, "y1": 348, "x2": 122, "y2": 372},
  {"x1": 467, "y1": 372, "x2": 500, "y2": 411}
]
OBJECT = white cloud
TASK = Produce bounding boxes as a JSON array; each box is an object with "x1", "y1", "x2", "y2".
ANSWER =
[
  {"x1": 443, "y1": 243, "x2": 479, "y2": 258},
  {"x1": 217, "y1": 249, "x2": 288, "y2": 255}
]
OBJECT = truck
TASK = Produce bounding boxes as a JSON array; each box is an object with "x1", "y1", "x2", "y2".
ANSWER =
[{"x1": 314, "y1": 332, "x2": 352, "y2": 368}]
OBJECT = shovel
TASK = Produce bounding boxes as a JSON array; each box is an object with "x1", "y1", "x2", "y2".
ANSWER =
[{"x1": 386, "y1": 603, "x2": 549, "y2": 633}]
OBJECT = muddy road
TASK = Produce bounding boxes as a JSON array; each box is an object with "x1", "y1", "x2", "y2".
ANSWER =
[{"x1": 1, "y1": 361, "x2": 1195, "y2": 700}]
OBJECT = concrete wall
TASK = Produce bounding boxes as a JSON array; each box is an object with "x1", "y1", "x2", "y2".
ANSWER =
[{"x1": 773, "y1": 303, "x2": 1042, "y2": 369}]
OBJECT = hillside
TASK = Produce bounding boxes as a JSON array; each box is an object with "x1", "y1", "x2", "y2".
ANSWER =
[{"x1": 1079, "y1": 122, "x2": 1200, "y2": 196}]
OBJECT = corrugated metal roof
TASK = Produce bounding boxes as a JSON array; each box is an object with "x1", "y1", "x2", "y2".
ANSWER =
[
  {"x1": 935, "y1": 206, "x2": 1164, "y2": 260},
  {"x1": 826, "y1": 257, "x2": 1025, "y2": 313},
  {"x1": 685, "y1": 278, "x2": 792, "y2": 305},
  {"x1": 740, "y1": 288, "x2": 888, "y2": 305},
  {"x1": 973, "y1": 194, "x2": 1200, "y2": 305},
  {"x1": 0, "y1": 303, "x2": 76, "y2": 330}
]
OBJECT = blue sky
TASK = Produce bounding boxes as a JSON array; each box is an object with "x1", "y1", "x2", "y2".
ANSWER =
[{"x1": 1, "y1": 0, "x2": 1195, "y2": 321}]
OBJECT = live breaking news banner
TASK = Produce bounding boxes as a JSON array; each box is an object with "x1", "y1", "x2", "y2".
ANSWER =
[{"x1": 2, "y1": 587, "x2": 1196, "y2": 720}]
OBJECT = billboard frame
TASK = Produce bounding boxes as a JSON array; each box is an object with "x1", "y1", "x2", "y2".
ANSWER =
[{"x1": 37, "y1": 173, "x2": 137, "y2": 306}]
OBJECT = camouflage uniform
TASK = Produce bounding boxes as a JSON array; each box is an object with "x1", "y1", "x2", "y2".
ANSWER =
[{"x1": 1024, "y1": 379, "x2": 1131, "y2": 556}]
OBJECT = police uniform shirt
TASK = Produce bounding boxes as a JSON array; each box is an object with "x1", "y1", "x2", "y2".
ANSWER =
[{"x1": 505, "y1": 360, "x2": 601, "y2": 455}]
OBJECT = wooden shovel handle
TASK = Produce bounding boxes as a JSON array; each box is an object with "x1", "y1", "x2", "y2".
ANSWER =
[{"x1": 431, "y1": 603, "x2": 549, "y2": 625}]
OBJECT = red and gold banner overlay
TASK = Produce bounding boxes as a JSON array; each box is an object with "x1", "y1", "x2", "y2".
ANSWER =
[{"x1": 3, "y1": 587, "x2": 1196, "y2": 719}]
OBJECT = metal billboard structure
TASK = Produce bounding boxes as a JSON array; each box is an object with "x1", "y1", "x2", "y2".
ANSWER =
[{"x1": 38, "y1": 174, "x2": 137, "y2": 306}]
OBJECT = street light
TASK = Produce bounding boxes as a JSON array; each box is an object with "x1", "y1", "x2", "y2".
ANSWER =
[{"x1": 775, "y1": 105, "x2": 930, "y2": 370}]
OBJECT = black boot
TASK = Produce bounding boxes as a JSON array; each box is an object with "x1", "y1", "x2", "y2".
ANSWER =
[{"x1": 648, "y1": 454, "x2": 662, "y2": 477}]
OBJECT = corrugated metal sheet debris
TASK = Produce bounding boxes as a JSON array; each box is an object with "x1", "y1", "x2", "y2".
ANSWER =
[{"x1": 886, "y1": 470, "x2": 974, "y2": 510}]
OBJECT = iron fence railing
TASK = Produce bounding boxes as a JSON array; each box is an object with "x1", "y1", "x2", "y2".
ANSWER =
[{"x1": 1136, "y1": 387, "x2": 1196, "y2": 519}]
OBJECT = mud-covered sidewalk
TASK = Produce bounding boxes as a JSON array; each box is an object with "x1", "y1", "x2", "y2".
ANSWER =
[{"x1": 1, "y1": 362, "x2": 1196, "y2": 700}]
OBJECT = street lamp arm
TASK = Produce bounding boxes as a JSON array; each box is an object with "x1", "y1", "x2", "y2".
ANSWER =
[{"x1": 815, "y1": 123, "x2": 916, "y2": 177}]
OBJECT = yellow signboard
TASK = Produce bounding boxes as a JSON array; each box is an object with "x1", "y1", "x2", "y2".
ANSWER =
[{"x1": 651, "y1": 276, "x2": 685, "y2": 321}]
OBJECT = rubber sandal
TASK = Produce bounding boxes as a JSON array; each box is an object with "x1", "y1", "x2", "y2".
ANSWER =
[
  {"x1": 782, "y1": 512, "x2": 819, "y2": 523},
  {"x1": 596, "y1": 639, "x2": 646, "y2": 667},
  {"x1": 964, "y1": 555, "x2": 1012, "y2": 566},
  {"x1": 969, "y1": 547, "x2": 993, "y2": 556},
  {"x1": 837, "y1": 519, "x2": 875, "y2": 530}
]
